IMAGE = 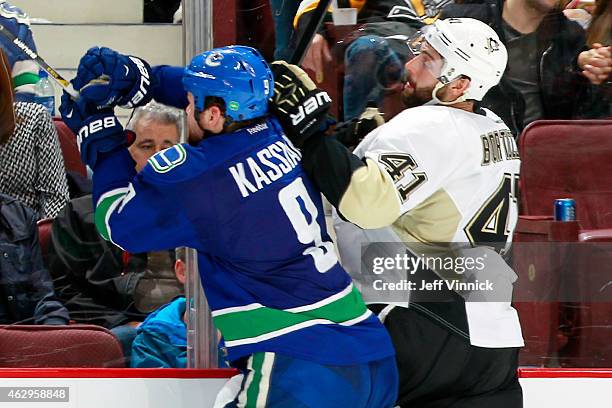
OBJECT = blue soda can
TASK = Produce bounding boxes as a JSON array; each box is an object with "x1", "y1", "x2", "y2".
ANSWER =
[{"x1": 555, "y1": 198, "x2": 576, "y2": 221}]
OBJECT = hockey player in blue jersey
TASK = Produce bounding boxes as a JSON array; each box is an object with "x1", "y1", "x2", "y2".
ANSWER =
[{"x1": 59, "y1": 45, "x2": 398, "y2": 407}]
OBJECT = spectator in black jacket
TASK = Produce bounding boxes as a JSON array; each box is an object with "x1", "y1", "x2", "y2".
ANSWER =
[
  {"x1": 0, "y1": 193, "x2": 69, "y2": 325},
  {"x1": 441, "y1": 0, "x2": 611, "y2": 136}
]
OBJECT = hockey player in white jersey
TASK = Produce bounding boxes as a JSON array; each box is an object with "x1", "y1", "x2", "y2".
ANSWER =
[{"x1": 269, "y1": 17, "x2": 523, "y2": 407}]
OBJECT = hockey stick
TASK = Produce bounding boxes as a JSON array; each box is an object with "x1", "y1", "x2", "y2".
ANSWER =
[
  {"x1": 289, "y1": 0, "x2": 334, "y2": 65},
  {"x1": 0, "y1": 22, "x2": 79, "y2": 99}
]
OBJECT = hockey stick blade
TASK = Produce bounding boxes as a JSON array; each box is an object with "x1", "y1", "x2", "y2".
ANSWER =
[{"x1": 0, "y1": 22, "x2": 79, "y2": 99}]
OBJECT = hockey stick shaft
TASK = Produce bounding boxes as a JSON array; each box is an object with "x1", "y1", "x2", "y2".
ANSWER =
[
  {"x1": 289, "y1": 0, "x2": 333, "y2": 65},
  {"x1": 0, "y1": 23, "x2": 79, "y2": 99}
]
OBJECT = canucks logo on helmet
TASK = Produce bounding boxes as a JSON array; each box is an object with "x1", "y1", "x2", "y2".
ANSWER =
[
  {"x1": 183, "y1": 45, "x2": 274, "y2": 122},
  {"x1": 205, "y1": 52, "x2": 223, "y2": 67}
]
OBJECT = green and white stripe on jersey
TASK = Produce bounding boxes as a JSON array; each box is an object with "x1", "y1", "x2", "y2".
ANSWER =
[
  {"x1": 94, "y1": 187, "x2": 130, "y2": 243},
  {"x1": 213, "y1": 283, "x2": 372, "y2": 348},
  {"x1": 236, "y1": 352, "x2": 275, "y2": 407}
]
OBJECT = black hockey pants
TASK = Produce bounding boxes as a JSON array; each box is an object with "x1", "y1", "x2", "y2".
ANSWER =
[{"x1": 368, "y1": 304, "x2": 523, "y2": 408}]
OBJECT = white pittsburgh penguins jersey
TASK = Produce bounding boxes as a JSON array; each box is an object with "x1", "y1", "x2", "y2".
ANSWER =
[{"x1": 334, "y1": 105, "x2": 524, "y2": 348}]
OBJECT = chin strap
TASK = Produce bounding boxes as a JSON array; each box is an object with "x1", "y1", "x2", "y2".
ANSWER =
[{"x1": 430, "y1": 81, "x2": 468, "y2": 106}]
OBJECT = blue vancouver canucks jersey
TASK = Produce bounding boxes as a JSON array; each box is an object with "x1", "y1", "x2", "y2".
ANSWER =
[{"x1": 92, "y1": 117, "x2": 394, "y2": 365}]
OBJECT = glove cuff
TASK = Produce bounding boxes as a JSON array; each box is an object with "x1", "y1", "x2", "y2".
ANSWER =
[
  {"x1": 77, "y1": 112, "x2": 126, "y2": 168},
  {"x1": 273, "y1": 88, "x2": 331, "y2": 148}
]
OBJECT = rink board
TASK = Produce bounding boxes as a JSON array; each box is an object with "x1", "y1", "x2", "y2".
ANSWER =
[{"x1": 0, "y1": 368, "x2": 609, "y2": 407}]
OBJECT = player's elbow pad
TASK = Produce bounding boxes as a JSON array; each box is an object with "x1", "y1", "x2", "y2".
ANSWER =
[{"x1": 338, "y1": 159, "x2": 402, "y2": 229}]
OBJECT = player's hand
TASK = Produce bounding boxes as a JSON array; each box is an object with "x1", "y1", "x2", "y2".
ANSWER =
[
  {"x1": 334, "y1": 106, "x2": 384, "y2": 149},
  {"x1": 302, "y1": 33, "x2": 332, "y2": 83},
  {"x1": 59, "y1": 90, "x2": 128, "y2": 168},
  {"x1": 578, "y1": 44, "x2": 612, "y2": 85},
  {"x1": 72, "y1": 46, "x2": 154, "y2": 109},
  {"x1": 269, "y1": 60, "x2": 332, "y2": 148},
  {"x1": 59, "y1": 85, "x2": 113, "y2": 135}
]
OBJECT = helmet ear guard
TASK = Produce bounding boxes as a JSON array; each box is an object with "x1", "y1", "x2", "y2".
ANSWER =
[{"x1": 430, "y1": 76, "x2": 471, "y2": 106}]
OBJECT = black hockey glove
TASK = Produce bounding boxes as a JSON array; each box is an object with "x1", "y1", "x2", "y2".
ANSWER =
[
  {"x1": 334, "y1": 106, "x2": 385, "y2": 150},
  {"x1": 269, "y1": 61, "x2": 331, "y2": 148}
]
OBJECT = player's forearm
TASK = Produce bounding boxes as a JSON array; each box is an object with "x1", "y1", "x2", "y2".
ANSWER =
[
  {"x1": 150, "y1": 65, "x2": 189, "y2": 109},
  {"x1": 301, "y1": 133, "x2": 401, "y2": 228},
  {"x1": 338, "y1": 159, "x2": 402, "y2": 229},
  {"x1": 91, "y1": 147, "x2": 195, "y2": 252},
  {"x1": 300, "y1": 132, "x2": 363, "y2": 206},
  {"x1": 92, "y1": 147, "x2": 136, "y2": 207},
  {"x1": 91, "y1": 147, "x2": 137, "y2": 246}
]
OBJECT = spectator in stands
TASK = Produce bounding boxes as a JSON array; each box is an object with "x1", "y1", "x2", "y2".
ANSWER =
[
  {"x1": 0, "y1": 49, "x2": 69, "y2": 220},
  {"x1": 441, "y1": 0, "x2": 612, "y2": 135},
  {"x1": 577, "y1": 0, "x2": 612, "y2": 118},
  {"x1": 586, "y1": 0, "x2": 611, "y2": 45},
  {"x1": 131, "y1": 247, "x2": 229, "y2": 369},
  {"x1": 144, "y1": 0, "x2": 181, "y2": 23},
  {"x1": 295, "y1": 0, "x2": 452, "y2": 120},
  {"x1": 46, "y1": 101, "x2": 183, "y2": 359},
  {"x1": 0, "y1": 193, "x2": 69, "y2": 325},
  {"x1": 131, "y1": 247, "x2": 187, "y2": 368},
  {"x1": 0, "y1": 2, "x2": 40, "y2": 102},
  {"x1": 562, "y1": 0, "x2": 593, "y2": 29},
  {"x1": 270, "y1": 0, "x2": 301, "y2": 60}
]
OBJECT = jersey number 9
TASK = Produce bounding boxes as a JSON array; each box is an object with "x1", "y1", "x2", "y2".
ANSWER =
[{"x1": 279, "y1": 177, "x2": 337, "y2": 273}]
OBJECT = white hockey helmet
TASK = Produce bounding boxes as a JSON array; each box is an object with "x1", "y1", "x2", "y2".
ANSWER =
[{"x1": 407, "y1": 17, "x2": 508, "y2": 103}]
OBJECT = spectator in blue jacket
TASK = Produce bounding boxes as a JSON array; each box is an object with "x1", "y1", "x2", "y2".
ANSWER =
[
  {"x1": 130, "y1": 247, "x2": 187, "y2": 368},
  {"x1": 0, "y1": 193, "x2": 69, "y2": 325}
]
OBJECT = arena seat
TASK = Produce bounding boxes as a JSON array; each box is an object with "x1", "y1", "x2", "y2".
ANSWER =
[
  {"x1": 0, "y1": 325, "x2": 124, "y2": 368},
  {"x1": 513, "y1": 119, "x2": 612, "y2": 367},
  {"x1": 53, "y1": 118, "x2": 87, "y2": 178},
  {"x1": 519, "y1": 119, "x2": 612, "y2": 229}
]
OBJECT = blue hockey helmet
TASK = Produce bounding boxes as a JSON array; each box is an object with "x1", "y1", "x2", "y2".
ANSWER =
[{"x1": 182, "y1": 45, "x2": 273, "y2": 122}]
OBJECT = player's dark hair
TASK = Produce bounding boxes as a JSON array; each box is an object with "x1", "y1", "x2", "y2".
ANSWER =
[
  {"x1": 204, "y1": 96, "x2": 227, "y2": 116},
  {"x1": 204, "y1": 95, "x2": 266, "y2": 133}
]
